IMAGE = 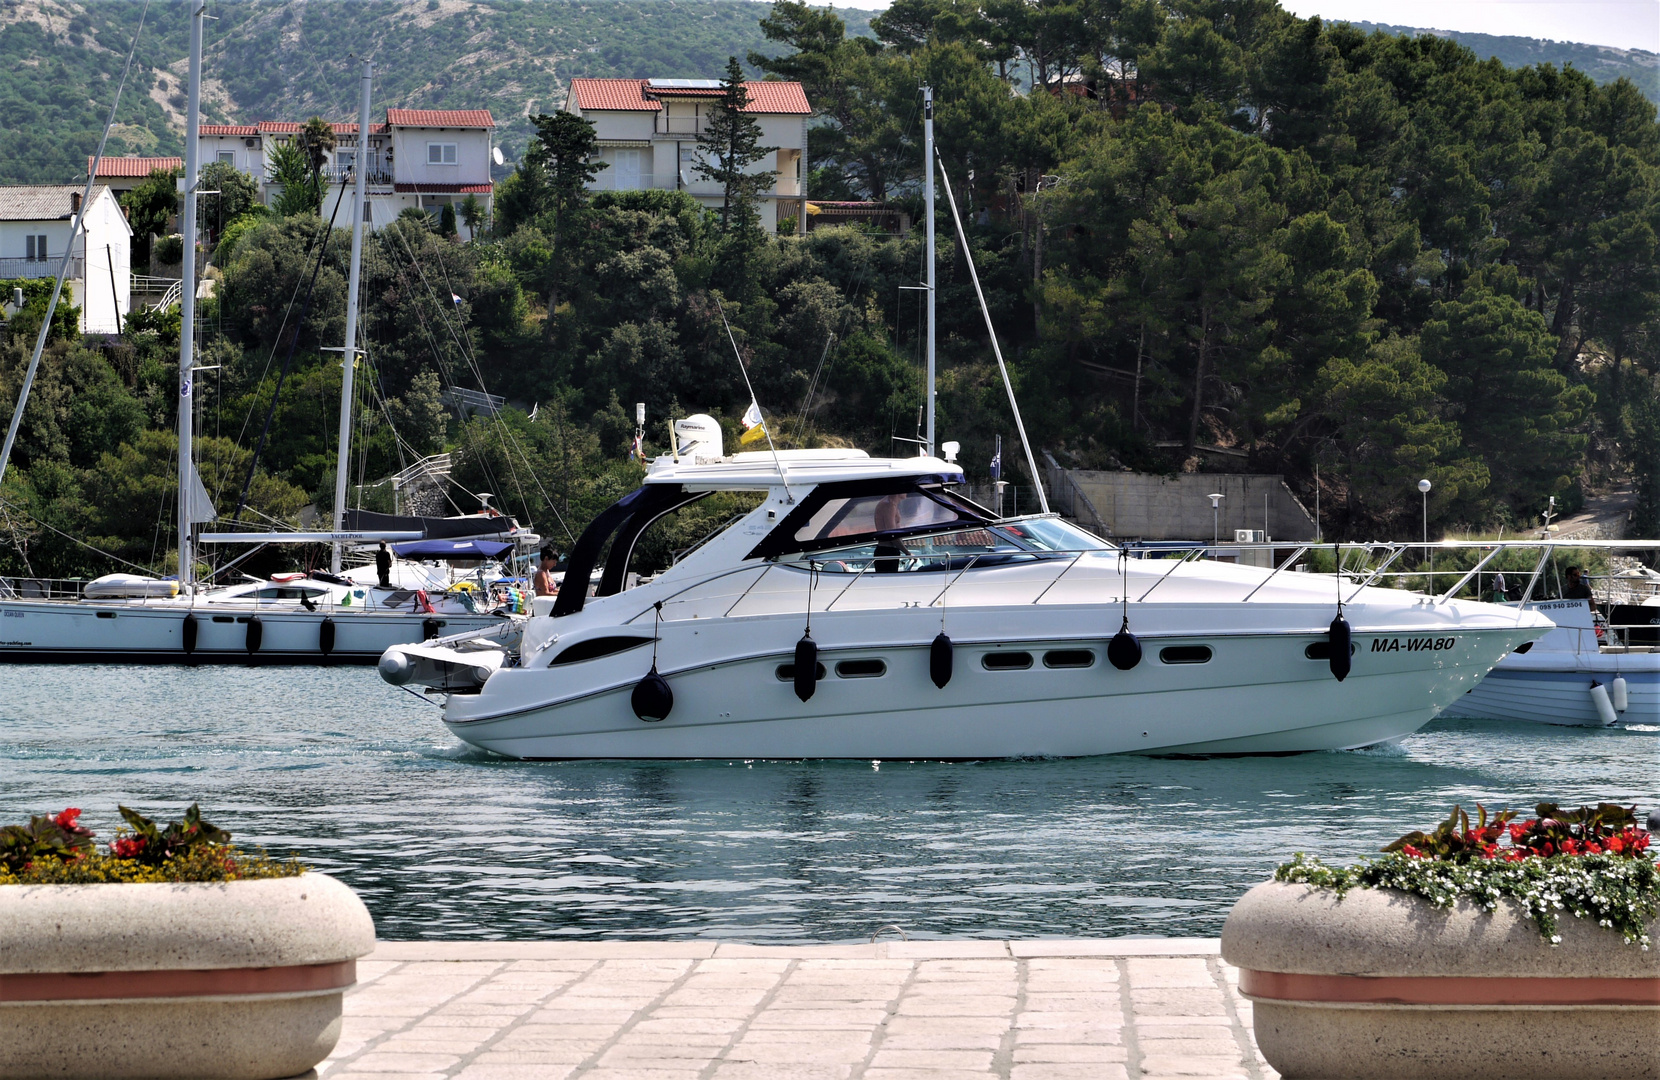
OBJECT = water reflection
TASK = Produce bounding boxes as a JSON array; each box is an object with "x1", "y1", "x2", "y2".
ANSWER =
[{"x1": 2, "y1": 666, "x2": 1655, "y2": 941}]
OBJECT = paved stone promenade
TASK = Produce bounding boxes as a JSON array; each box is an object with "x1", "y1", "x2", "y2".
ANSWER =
[{"x1": 318, "y1": 939, "x2": 1276, "y2": 1080}]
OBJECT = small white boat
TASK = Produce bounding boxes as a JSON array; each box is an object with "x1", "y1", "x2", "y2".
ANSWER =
[{"x1": 1441, "y1": 598, "x2": 1657, "y2": 726}]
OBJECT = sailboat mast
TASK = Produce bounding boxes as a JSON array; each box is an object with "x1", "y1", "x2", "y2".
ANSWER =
[
  {"x1": 177, "y1": 0, "x2": 205, "y2": 588},
  {"x1": 922, "y1": 85, "x2": 935, "y2": 458},
  {"x1": 330, "y1": 60, "x2": 374, "y2": 574}
]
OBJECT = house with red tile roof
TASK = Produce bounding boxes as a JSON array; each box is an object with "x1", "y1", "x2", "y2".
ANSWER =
[
  {"x1": 87, "y1": 156, "x2": 184, "y2": 194},
  {"x1": 191, "y1": 109, "x2": 497, "y2": 238},
  {"x1": 566, "y1": 78, "x2": 811, "y2": 234}
]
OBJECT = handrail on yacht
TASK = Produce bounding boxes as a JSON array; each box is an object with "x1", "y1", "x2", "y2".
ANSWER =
[
  {"x1": 1433, "y1": 545, "x2": 1509, "y2": 606},
  {"x1": 1240, "y1": 545, "x2": 1310, "y2": 602},
  {"x1": 1343, "y1": 544, "x2": 1408, "y2": 604},
  {"x1": 613, "y1": 537, "x2": 1660, "y2": 627}
]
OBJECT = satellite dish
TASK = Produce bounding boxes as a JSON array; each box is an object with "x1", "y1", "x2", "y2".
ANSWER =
[{"x1": 492, "y1": 146, "x2": 505, "y2": 166}]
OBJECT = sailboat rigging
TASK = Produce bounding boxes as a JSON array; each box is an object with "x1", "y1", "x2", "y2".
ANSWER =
[{"x1": 0, "y1": 8, "x2": 536, "y2": 664}]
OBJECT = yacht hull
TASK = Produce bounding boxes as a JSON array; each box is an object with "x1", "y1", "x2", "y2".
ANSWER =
[
  {"x1": 1439, "y1": 600, "x2": 1660, "y2": 726},
  {"x1": 0, "y1": 599, "x2": 505, "y2": 664},
  {"x1": 442, "y1": 611, "x2": 1540, "y2": 759},
  {"x1": 1441, "y1": 665, "x2": 1660, "y2": 726}
]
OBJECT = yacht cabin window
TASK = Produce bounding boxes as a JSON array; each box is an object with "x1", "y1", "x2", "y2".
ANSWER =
[{"x1": 793, "y1": 492, "x2": 962, "y2": 545}]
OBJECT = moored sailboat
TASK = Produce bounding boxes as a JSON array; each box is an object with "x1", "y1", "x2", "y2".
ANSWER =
[{"x1": 0, "y1": 12, "x2": 525, "y2": 663}]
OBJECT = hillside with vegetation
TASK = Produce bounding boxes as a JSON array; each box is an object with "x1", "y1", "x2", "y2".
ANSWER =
[
  {"x1": 1, "y1": 0, "x2": 1652, "y2": 189},
  {"x1": 1349, "y1": 22, "x2": 1658, "y2": 102},
  {"x1": 0, "y1": 0, "x2": 874, "y2": 185},
  {"x1": 1, "y1": 0, "x2": 1658, "y2": 580}
]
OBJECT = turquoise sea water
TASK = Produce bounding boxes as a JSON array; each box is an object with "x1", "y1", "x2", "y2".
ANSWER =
[{"x1": 4, "y1": 665, "x2": 1656, "y2": 942}]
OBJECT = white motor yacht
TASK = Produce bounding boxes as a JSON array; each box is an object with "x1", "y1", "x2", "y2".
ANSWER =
[{"x1": 382, "y1": 444, "x2": 1552, "y2": 759}]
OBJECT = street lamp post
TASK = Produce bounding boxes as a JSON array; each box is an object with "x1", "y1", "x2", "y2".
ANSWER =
[{"x1": 1208, "y1": 492, "x2": 1224, "y2": 551}]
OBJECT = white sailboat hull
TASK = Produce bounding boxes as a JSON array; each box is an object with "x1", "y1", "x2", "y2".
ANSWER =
[{"x1": 0, "y1": 599, "x2": 507, "y2": 664}]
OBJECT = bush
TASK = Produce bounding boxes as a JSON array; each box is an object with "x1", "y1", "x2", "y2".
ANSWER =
[
  {"x1": 213, "y1": 211, "x2": 268, "y2": 264},
  {"x1": 152, "y1": 233, "x2": 184, "y2": 266}
]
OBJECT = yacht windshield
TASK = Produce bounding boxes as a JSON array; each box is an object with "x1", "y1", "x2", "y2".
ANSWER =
[
  {"x1": 998, "y1": 516, "x2": 1114, "y2": 553},
  {"x1": 788, "y1": 526, "x2": 1053, "y2": 574}
]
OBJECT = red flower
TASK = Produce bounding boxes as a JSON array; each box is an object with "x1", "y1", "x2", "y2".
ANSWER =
[
  {"x1": 53, "y1": 808, "x2": 82, "y2": 830},
  {"x1": 1401, "y1": 844, "x2": 1424, "y2": 858},
  {"x1": 110, "y1": 837, "x2": 147, "y2": 859}
]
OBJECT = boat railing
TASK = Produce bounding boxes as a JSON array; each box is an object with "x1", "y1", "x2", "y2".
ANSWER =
[
  {"x1": 620, "y1": 538, "x2": 1660, "y2": 623},
  {"x1": 0, "y1": 576, "x2": 90, "y2": 601}
]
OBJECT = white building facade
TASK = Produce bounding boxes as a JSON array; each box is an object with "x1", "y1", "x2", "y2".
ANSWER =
[
  {"x1": 196, "y1": 109, "x2": 496, "y2": 235},
  {"x1": 566, "y1": 78, "x2": 810, "y2": 234},
  {"x1": 0, "y1": 185, "x2": 131, "y2": 334}
]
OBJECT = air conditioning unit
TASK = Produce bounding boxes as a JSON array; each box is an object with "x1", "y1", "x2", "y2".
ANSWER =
[
  {"x1": 244, "y1": 138, "x2": 257, "y2": 148},
  {"x1": 1235, "y1": 530, "x2": 1267, "y2": 543}
]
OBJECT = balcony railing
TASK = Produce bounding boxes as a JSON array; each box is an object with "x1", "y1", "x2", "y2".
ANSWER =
[
  {"x1": 0, "y1": 256, "x2": 84, "y2": 280},
  {"x1": 318, "y1": 165, "x2": 395, "y2": 186}
]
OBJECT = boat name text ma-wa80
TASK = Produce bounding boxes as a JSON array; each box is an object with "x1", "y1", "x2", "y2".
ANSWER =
[{"x1": 382, "y1": 444, "x2": 1551, "y2": 759}]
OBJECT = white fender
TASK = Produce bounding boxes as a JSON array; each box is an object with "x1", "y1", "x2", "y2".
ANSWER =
[
  {"x1": 1610, "y1": 675, "x2": 1628, "y2": 712},
  {"x1": 1589, "y1": 682, "x2": 1618, "y2": 727}
]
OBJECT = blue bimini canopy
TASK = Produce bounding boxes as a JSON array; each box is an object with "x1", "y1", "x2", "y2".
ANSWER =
[{"x1": 392, "y1": 539, "x2": 514, "y2": 561}]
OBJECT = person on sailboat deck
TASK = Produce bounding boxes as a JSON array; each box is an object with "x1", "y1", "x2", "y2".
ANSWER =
[
  {"x1": 534, "y1": 547, "x2": 560, "y2": 597},
  {"x1": 375, "y1": 541, "x2": 393, "y2": 589},
  {"x1": 1564, "y1": 566, "x2": 1594, "y2": 600}
]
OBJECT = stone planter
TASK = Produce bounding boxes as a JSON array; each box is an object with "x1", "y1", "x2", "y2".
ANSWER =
[
  {"x1": 0, "y1": 873, "x2": 375, "y2": 1080},
  {"x1": 1221, "y1": 881, "x2": 1660, "y2": 1080}
]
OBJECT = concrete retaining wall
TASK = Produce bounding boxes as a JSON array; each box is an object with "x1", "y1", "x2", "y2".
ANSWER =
[{"x1": 1049, "y1": 466, "x2": 1318, "y2": 541}]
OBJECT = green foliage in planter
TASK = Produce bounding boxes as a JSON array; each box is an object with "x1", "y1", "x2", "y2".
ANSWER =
[
  {"x1": 1278, "y1": 802, "x2": 1659, "y2": 947},
  {"x1": 1, "y1": 846, "x2": 303, "y2": 885},
  {"x1": 0, "y1": 808, "x2": 94, "y2": 873},
  {"x1": 0, "y1": 804, "x2": 304, "y2": 885},
  {"x1": 109, "y1": 803, "x2": 229, "y2": 865}
]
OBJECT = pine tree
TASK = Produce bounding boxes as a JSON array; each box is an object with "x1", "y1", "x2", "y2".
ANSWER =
[{"x1": 695, "y1": 57, "x2": 776, "y2": 234}]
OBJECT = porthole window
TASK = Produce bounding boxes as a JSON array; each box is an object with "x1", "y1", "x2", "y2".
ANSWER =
[
  {"x1": 1043, "y1": 649, "x2": 1095, "y2": 669},
  {"x1": 1303, "y1": 641, "x2": 1357, "y2": 660},
  {"x1": 982, "y1": 651, "x2": 1034, "y2": 671},
  {"x1": 776, "y1": 662, "x2": 827, "y2": 681},
  {"x1": 1159, "y1": 645, "x2": 1212, "y2": 665},
  {"x1": 834, "y1": 658, "x2": 886, "y2": 679}
]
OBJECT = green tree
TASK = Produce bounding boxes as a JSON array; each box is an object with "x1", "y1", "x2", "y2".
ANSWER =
[
  {"x1": 119, "y1": 167, "x2": 180, "y2": 267},
  {"x1": 1421, "y1": 287, "x2": 1592, "y2": 517},
  {"x1": 267, "y1": 141, "x2": 321, "y2": 217},
  {"x1": 439, "y1": 202, "x2": 458, "y2": 238},
  {"x1": 297, "y1": 117, "x2": 338, "y2": 196},
  {"x1": 458, "y1": 193, "x2": 484, "y2": 240},
  {"x1": 695, "y1": 57, "x2": 776, "y2": 234},
  {"x1": 1317, "y1": 335, "x2": 1486, "y2": 532},
  {"x1": 197, "y1": 160, "x2": 261, "y2": 243},
  {"x1": 525, "y1": 110, "x2": 607, "y2": 308}
]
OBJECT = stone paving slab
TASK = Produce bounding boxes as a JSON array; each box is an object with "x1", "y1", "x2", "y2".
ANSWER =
[{"x1": 321, "y1": 940, "x2": 1277, "y2": 1080}]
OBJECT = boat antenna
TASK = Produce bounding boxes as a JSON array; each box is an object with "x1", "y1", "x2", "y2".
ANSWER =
[
  {"x1": 0, "y1": 0, "x2": 152, "y2": 491},
  {"x1": 934, "y1": 152, "x2": 1049, "y2": 514},
  {"x1": 714, "y1": 295, "x2": 793, "y2": 504}
]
